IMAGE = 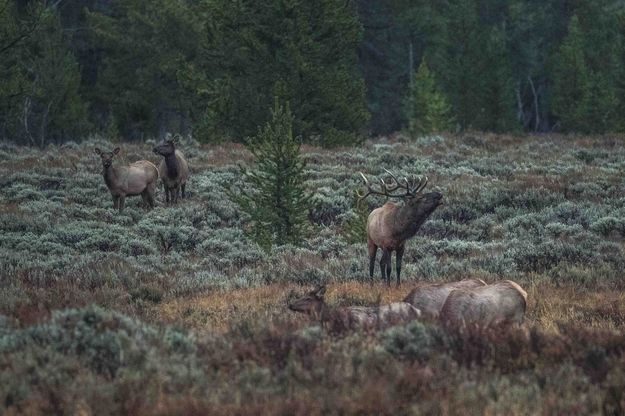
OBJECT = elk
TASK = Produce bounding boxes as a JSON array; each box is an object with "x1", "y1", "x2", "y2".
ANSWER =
[
  {"x1": 358, "y1": 169, "x2": 443, "y2": 286},
  {"x1": 94, "y1": 147, "x2": 159, "y2": 212},
  {"x1": 288, "y1": 285, "x2": 421, "y2": 330},
  {"x1": 152, "y1": 134, "x2": 189, "y2": 204},
  {"x1": 439, "y1": 280, "x2": 527, "y2": 328},
  {"x1": 403, "y1": 278, "x2": 487, "y2": 319}
]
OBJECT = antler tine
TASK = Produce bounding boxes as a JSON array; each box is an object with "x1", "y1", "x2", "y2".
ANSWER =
[
  {"x1": 356, "y1": 172, "x2": 371, "y2": 199},
  {"x1": 413, "y1": 175, "x2": 428, "y2": 194},
  {"x1": 383, "y1": 168, "x2": 401, "y2": 185}
]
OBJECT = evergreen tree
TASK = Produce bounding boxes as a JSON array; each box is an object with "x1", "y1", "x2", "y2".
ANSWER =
[
  {"x1": 437, "y1": 0, "x2": 484, "y2": 130},
  {"x1": 551, "y1": 15, "x2": 591, "y2": 132},
  {"x1": 199, "y1": 0, "x2": 369, "y2": 145},
  {"x1": 404, "y1": 60, "x2": 453, "y2": 136},
  {"x1": 231, "y1": 101, "x2": 311, "y2": 251},
  {"x1": 0, "y1": 3, "x2": 88, "y2": 145},
  {"x1": 87, "y1": 0, "x2": 205, "y2": 139},
  {"x1": 476, "y1": 27, "x2": 518, "y2": 132}
]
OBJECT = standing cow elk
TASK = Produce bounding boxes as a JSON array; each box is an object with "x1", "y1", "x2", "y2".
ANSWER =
[
  {"x1": 403, "y1": 278, "x2": 487, "y2": 319},
  {"x1": 152, "y1": 134, "x2": 189, "y2": 205},
  {"x1": 288, "y1": 285, "x2": 421, "y2": 330},
  {"x1": 94, "y1": 147, "x2": 159, "y2": 212},
  {"x1": 358, "y1": 169, "x2": 443, "y2": 286},
  {"x1": 440, "y1": 280, "x2": 527, "y2": 328}
]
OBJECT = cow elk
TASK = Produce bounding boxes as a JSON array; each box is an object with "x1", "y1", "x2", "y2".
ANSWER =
[
  {"x1": 94, "y1": 147, "x2": 159, "y2": 212},
  {"x1": 288, "y1": 285, "x2": 421, "y2": 330},
  {"x1": 440, "y1": 280, "x2": 527, "y2": 328},
  {"x1": 403, "y1": 278, "x2": 487, "y2": 319},
  {"x1": 358, "y1": 169, "x2": 443, "y2": 286},
  {"x1": 152, "y1": 134, "x2": 190, "y2": 204}
]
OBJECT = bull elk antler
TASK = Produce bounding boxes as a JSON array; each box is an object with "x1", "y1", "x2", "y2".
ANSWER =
[{"x1": 357, "y1": 169, "x2": 428, "y2": 200}]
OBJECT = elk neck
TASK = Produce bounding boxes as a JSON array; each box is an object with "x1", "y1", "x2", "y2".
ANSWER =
[
  {"x1": 103, "y1": 164, "x2": 119, "y2": 190},
  {"x1": 164, "y1": 152, "x2": 179, "y2": 179},
  {"x1": 391, "y1": 203, "x2": 429, "y2": 241}
]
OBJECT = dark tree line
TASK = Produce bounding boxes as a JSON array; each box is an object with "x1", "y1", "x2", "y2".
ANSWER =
[{"x1": 1, "y1": 0, "x2": 625, "y2": 146}]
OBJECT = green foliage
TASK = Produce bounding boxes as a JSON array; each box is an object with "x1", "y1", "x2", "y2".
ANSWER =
[
  {"x1": 404, "y1": 60, "x2": 453, "y2": 137},
  {"x1": 382, "y1": 320, "x2": 438, "y2": 361},
  {"x1": 0, "y1": 3, "x2": 88, "y2": 145},
  {"x1": 230, "y1": 102, "x2": 311, "y2": 250},
  {"x1": 197, "y1": 0, "x2": 369, "y2": 145},
  {"x1": 86, "y1": 0, "x2": 204, "y2": 139},
  {"x1": 342, "y1": 197, "x2": 370, "y2": 244}
]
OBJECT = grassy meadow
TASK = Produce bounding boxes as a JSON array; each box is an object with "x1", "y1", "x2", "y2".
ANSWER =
[{"x1": 1, "y1": 133, "x2": 625, "y2": 414}]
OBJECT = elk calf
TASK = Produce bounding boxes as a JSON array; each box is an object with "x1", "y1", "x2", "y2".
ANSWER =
[
  {"x1": 440, "y1": 280, "x2": 527, "y2": 328},
  {"x1": 358, "y1": 170, "x2": 443, "y2": 286},
  {"x1": 403, "y1": 278, "x2": 487, "y2": 319},
  {"x1": 152, "y1": 134, "x2": 189, "y2": 204},
  {"x1": 95, "y1": 147, "x2": 159, "y2": 212},
  {"x1": 289, "y1": 285, "x2": 421, "y2": 330}
]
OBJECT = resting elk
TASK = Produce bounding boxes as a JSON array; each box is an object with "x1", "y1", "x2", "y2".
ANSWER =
[
  {"x1": 439, "y1": 280, "x2": 528, "y2": 327},
  {"x1": 94, "y1": 147, "x2": 159, "y2": 212},
  {"x1": 152, "y1": 134, "x2": 190, "y2": 204},
  {"x1": 358, "y1": 169, "x2": 443, "y2": 286},
  {"x1": 288, "y1": 285, "x2": 421, "y2": 330},
  {"x1": 403, "y1": 278, "x2": 487, "y2": 319}
]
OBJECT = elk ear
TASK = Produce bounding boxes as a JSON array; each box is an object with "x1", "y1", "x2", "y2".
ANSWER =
[
  {"x1": 112, "y1": 147, "x2": 121, "y2": 155},
  {"x1": 313, "y1": 285, "x2": 326, "y2": 300},
  {"x1": 172, "y1": 134, "x2": 181, "y2": 145},
  {"x1": 94, "y1": 148, "x2": 102, "y2": 155}
]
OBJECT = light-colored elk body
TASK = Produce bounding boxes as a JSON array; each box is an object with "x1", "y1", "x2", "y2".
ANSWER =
[
  {"x1": 440, "y1": 280, "x2": 527, "y2": 327},
  {"x1": 152, "y1": 135, "x2": 189, "y2": 204},
  {"x1": 403, "y1": 278, "x2": 487, "y2": 319},
  {"x1": 95, "y1": 147, "x2": 158, "y2": 212},
  {"x1": 289, "y1": 286, "x2": 421, "y2": 329},
  {"x1": 359, "y1": 170, "x2": 443, "y2": 286}
]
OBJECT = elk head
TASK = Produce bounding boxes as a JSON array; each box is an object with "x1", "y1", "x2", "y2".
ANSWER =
[
  {"x1": 357, "y1": 169, "x2": 442, "y2": 214},
  {"x1": 94, "y1": 147, "x2": 120, "y2": 169},
  {"x1": 288, "y1": 285, "x2": 326, "y2": 317},
  {"x1": 153, "y1": 134, "x2": 179, "y2": 157}
]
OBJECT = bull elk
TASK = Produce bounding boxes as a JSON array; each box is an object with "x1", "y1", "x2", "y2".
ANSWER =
[
  {"x1": 288, "y1": 285, "x2": 421, "y2": 330},
  {"x1": 152, "y1": 134, "x2": 190, "y2": 204},
  {"x1": 403, "y1": 278, "x2": 487, "y2": 319},
  {"x1": 94, "y1": 147, "x2": 159, "y2": 212},
  {"x1": 358, "y1": 169, "x2": 443, "y2": 286},
  {"x1": 440, "y1": 280, "x2": 527, "y2": 327}
]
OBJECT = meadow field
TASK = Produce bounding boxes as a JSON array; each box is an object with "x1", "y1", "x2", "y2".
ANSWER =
[{"x1": 1, "y1": 133, "x2": 624, "y2": 415}]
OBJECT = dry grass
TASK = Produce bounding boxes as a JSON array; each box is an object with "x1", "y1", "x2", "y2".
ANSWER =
[{"x1": 156, "y1": 280, "x2": 625, "y2": 335}]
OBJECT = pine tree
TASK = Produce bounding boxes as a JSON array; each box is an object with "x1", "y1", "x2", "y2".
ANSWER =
[
  {"x1": 0, "y1": 3, "x2": 88, "y2": 145},
  {"x1": 87, "y1": 0, "x2": 204, "y2": 139},
  {"x1": 476, "y1": 27, "x2": 518, "y2": 132},
  {"x1": 200, "y1": 0, "x2": 369, "y2": 145},
  {"x1": 231, "y1": 101, "x2": 311, "y2": 251},
  {"x1": 551, "y1": 15, "x2": 591, "y2": 132},
  {"x1": 404, "y1": 60, "x2": 453, "y2": 137},
  {"x1": 437, "y1": 0, "x2": 484, "y2": 130}
]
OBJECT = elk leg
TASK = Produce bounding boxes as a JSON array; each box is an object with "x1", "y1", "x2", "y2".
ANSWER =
[
  {"x1": 368, "y1": 240, "x2": 377, "y2": 280},
  {"x1": 141, "y1": 191, "x2": 149, "y2": 208},
  {"x1": 396, "y1": 246, "x2": 405, "y2": 287},
  {"x1": 118, "y1": 196, "x2": 125, "y2": 213},
  {"x1": 172, "y1": 184, "x2": 179, "y2": 204},
  {"x1": 181, "y1": 183, "x2": 186, "y2": 199},
  {"x1": 147, "y1": 188, "x2": 156, "y2": 209},
  {"x1": 380, "y1": 249, "x2": 391, "y2": 285},
  {"x1": 112, "y1": 195, "x2": 119, "y2": 210},
  {"x1": 147, "y1": 183, "x2": 156, "y2": 209},
  {"x1": 164, "y1": 184, "x2": 170, "y2": 205}
]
